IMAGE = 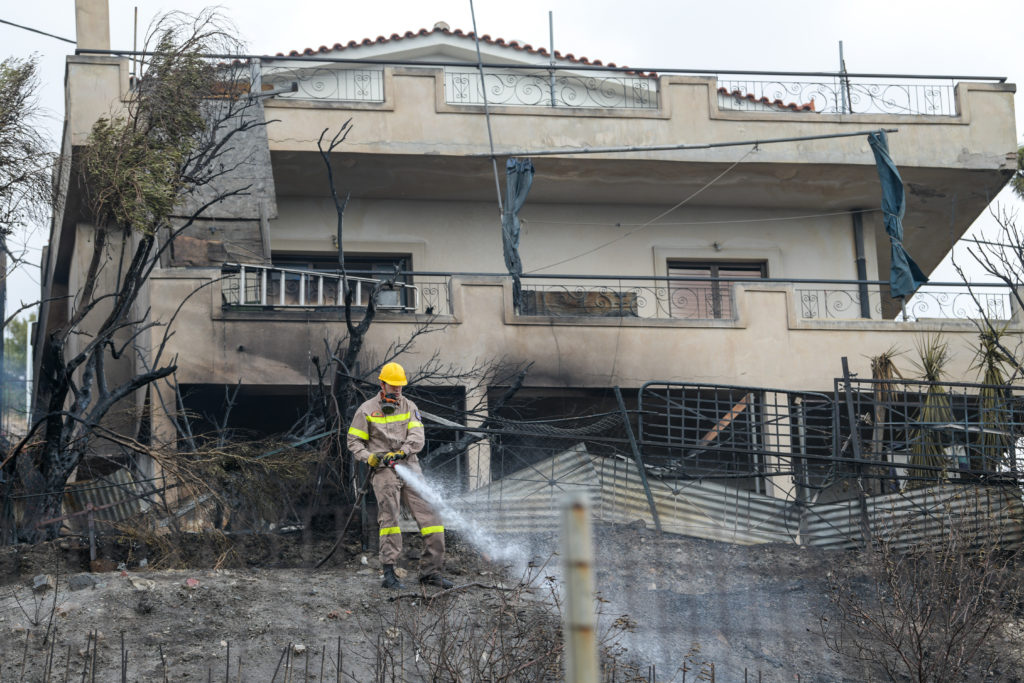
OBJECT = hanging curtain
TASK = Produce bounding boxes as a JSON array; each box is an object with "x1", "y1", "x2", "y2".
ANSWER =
[
  {"x1": 501, "y1": 158, "x2": 535, "y2": 312},
  {"x1": 868, "y1": 131, "x2": 928, "y2": 300}
]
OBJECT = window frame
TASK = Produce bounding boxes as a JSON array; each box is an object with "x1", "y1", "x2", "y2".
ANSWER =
[{"x1": 667, "y1": 260, "x2": 768, "y2": 319}]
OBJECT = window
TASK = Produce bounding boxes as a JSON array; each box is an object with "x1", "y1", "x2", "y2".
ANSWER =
[
  {"x1": 271, "y1": 253, "x2": 410, "y2": 308},
  {"x1": 668, "y1": 261, "x2": 766, "y2": 319}
]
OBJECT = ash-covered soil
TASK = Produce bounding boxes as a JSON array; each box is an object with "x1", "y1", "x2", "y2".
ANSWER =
[{"x1": 1, "y1": 524, "x2": 1021, "y2": 681}]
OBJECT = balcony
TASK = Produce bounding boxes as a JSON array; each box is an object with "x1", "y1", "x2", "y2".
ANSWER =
[
  {"x1": 517, "y1": 275, "x2": 1015, "y2": 323},
  {"x1": 257, "y1": 58, "x2": 986, "y2": 117},
  {"x1": 218, "y1": 266, "x2": 1014, "y2": 324}
]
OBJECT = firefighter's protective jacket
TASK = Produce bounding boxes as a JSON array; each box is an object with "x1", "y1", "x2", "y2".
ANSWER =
[{"x1": 346, "y1": 394, "x2": 425, "y2": 463}]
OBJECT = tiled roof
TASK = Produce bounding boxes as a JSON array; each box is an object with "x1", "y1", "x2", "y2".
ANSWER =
[
  {"x1": 277, "y1": 25, "x2": 628, "y2": 69},
  {"x1": 717, "y1": 87, "x2": 815, "y2": 112}
]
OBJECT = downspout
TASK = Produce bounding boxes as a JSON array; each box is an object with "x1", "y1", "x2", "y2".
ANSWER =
[{"x1": 852, "y1": 210, "x2": 871, "y2": 319}]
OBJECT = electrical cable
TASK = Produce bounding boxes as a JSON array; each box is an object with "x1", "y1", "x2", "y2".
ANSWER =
[
  {"x1": 0, "y1": 18, "x2": 75, "y2": 44},
  {"x1": 522, "y1": 208, "x2": 880, "y2": 228},
  {"x1": 467, "y1": 0, "x2": 504, "y2": 217},
  {"x1": 527, "y1": 145, "x2": 759, "y2": 273}
]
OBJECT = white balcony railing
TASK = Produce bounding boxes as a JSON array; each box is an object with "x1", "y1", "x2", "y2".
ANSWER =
[
  {"x1": 260, "y1": 64, "x2": 385, "y2": 102},
  {"x1": 443, "y1": 67, "x2": 658, "y2": 109},
  {"x1": 221, "y1": 264, "x2": 418, "y2": 311}
]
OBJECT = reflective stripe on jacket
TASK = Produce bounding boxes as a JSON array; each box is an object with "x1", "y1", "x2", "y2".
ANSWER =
[{"x1": 346, "y1": 394, "x2": 425, "y2": 464}]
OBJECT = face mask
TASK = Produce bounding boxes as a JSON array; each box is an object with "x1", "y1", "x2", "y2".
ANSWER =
[{"x1": 381, "y1": 390, "x2": 401, "y2": 414}]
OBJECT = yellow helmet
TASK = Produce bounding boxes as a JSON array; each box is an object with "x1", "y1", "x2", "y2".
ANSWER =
[{"x1": 378, "y1": 362, "x2": 408, "y2": 386}]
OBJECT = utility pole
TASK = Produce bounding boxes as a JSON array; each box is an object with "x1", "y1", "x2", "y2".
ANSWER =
[{"x1": 839, "y1": 41, "x2": 852, "y2": 114}]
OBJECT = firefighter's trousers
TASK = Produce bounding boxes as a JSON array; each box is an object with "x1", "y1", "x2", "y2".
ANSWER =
[{"x1": 371, "y1": 464, "x2": 445, "y2": 577}]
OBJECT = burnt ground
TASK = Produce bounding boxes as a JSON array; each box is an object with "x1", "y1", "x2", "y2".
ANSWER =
[{"x1": 0, "y1": 524, "x2": 1022, "y2": 682}]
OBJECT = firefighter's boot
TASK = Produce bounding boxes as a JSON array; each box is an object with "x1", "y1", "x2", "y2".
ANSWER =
[{"x1": 382, "y1": 564, "x2": 405, "y2": 590}]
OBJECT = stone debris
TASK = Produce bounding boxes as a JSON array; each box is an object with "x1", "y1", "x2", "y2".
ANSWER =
[
  {"x1": 68, "y1": 573, "x2": 100, "y2": 591},
  {"x1": 32, "y1": 574, "x2": 55, "y2": 592},
  {"x1": 129, "y1": 577, "x2": 157, "y2": 591}
]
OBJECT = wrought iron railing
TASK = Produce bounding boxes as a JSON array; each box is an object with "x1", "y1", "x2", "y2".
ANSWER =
[
  {"x1": 220, "y1": 264, "x2": 449, "y2": 313},
  {"x1": 443, "y1": 68, "x2": 658, "y2": 109},
  {"x1": 796, "y1": 285, "x2": 1012, "y2": 321},
  {"x1": 904, "y1": 288, "x2": 1012, "y2": 321},
  {"x1": 520, "y1": 280, "x2": 735, "y2": 320},
  {"x1": 260, "y1": 64, "x2": 385, "y2": 102},
  {"x1": 253, "y1": 55, "x2": 991, "y2": 117},
  {"x1": 717, "y1": 76, "x2": 957, "y2": 116},
  {"x1": 796, "y1": 286, "x2": 883, "y2": 319}
]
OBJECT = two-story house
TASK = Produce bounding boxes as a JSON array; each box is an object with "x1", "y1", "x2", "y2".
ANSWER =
[{"x1": 37, "y1": 0, "x2": 1019, "y2": 512}]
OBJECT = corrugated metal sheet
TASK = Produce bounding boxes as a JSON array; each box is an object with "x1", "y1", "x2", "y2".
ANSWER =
[
  {"x1": 443, "y1": 449, "x2": 1024, "y2": 551},
  {"x1": 64, "y1": 468, "x2": 142, "y2": 527},
  {"x1": 802, "y1": 484, "x2": 1024, "y2": 551},
  {"x1": 448, "y1": 446, "x2": 797, "y2": 544},
  {"x1": 591, "y1": 457, "x2": 798, "y2": 545},
  {"x1": 450, "y1": 444, "x2": 600, "y2": 534}
]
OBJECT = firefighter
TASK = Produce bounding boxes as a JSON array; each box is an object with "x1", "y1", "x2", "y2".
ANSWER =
[{"x1": 346, "y1": 361, "x2": 452, "y2": 590}]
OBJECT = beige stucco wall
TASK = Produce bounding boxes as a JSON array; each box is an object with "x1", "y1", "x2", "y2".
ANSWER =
[
  {"x1": 264, "y1": 69, "x2": 1016, "y2": 170},
  {"x1": 270, "y1": 197, "x2": 883, "y2": 285},
  {"x1": 144, "y1": 272, "x2": 1004, "y2": 395}
]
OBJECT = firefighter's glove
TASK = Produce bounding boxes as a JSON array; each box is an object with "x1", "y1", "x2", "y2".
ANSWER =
[
  {"x1": 367, "y1": 453, "x2": 383, "y2": 468},
  {"x1": 381, "y1": 451, "x2": 406, "y2": 468}
]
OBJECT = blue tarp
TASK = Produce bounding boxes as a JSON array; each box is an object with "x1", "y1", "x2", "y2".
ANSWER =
[
  {"x1": 868, "y1": 131, "x2": 928, "y2": 299},
  {"x1": 501, "y1": 158, "x2": 535, "y2": 311}
]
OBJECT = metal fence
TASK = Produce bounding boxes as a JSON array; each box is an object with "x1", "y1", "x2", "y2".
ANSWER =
[
  {"x1": 718, "y1": 76, "x2": 958, "y2": 116},
  {"x1": 1, "y1": 376, "x2": 30, "y2": 440},
  {"x1": 441, "y1": 378, "x2": 1024, "y2": 548},
  {"x1": 838, "y1": 376, "x2": 1024, "y2": 484},
  {"x1": 637, "y1": 382, "x2": 836, "y2": 498}
]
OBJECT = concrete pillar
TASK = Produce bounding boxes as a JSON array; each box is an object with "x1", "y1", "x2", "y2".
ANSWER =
[
  {"x1": 465, "y1": 387, "x2": 492, "y2": 490},
  {"x1": 75, "y1": 0, "x2": 111, "y2": 51},
  {"x1": 142, "y1": 381, "x2": 180, "y2": 508},
  {"x1": 1009, "y1": 288, "x2": 1024, "y2": 325}
]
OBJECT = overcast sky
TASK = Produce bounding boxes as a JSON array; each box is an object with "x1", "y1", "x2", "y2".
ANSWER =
[{"x1": 2, "y1": 0, "x2": 1022, "y2": 314}]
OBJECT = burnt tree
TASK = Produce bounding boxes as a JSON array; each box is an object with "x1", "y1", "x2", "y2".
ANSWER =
[{"x1": 6, "y1": 10, "x2": 270, "y2": 542}]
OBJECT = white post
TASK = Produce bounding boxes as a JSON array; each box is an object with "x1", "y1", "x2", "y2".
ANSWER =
[{"x1": 561, "y1": 492, "x2": 598, "y2": 683}]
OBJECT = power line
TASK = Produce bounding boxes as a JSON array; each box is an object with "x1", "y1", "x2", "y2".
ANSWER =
[
  {"x1": 528, "y1": 145, "x2": 758, "y2": 273},
  {"x1": 0, "y1": 18, "x2": 75, "y2": 45},
  {"x1": 523, "y1": 208, "x2": 881, "y2": 228},
  {"x1": 473, "y1": 127, "x2": 898, "y2": 158}
]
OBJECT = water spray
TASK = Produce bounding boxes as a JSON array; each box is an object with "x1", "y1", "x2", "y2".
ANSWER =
[{"x1": 394, "y1": 464, "x2": 531, "y2": 573}]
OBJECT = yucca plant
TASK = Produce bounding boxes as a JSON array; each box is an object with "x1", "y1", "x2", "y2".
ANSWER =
[
  {"x1": 869, "y1": 347, "x2": 904, "y2": 494},
  {"x1": 971, "y1": 327, "x2": 1014, "y2": 474},
  {"x1": 906, "y1": 335, "x2": 953, "y2": 488}
]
